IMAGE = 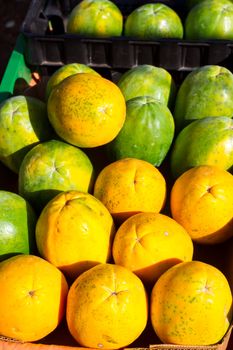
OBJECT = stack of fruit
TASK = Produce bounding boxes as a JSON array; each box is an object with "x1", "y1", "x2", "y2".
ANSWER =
[
  {"x1": 1, "y1": 1, "x2": 233, "y2": 347},
  {"x1": 0, "y1": 58, "x2": 233, "y2": 349}
]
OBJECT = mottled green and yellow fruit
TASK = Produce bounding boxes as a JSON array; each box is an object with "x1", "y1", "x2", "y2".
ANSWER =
[
  {"x1": 117, "y1": 65, "x2": 176, "y2": 108},
  {"x1": 67, "y1": 0, "x2": 123, "y2": 37},
  {"x1": 170, "y1": 116, "x2": 233, "y2": 179},
  {"x1": 185, "y1": 0, "x2": 233, "y2": 40},
  {"x1": 174, "y1": 65, "x2": 233, "y2": 132},
  {"x1": 18, "y1": 139, "x2": 94, "y2": 211},
  {"x1": 0, "y1": 191, "x2": 37, "y2": 261},
  {"x1": 151, "y1": 261, "x2": 232, "y2": 345},
  {"x1": 124, "y1": 3, "x2": 183, "y2": 39},
  {"x1": 0, "y1": 96, "x2": 54, "y2": 173},
  {"x1": 107, "y1": 96, "x2": 175, "y2": 166},
  {"x1": 46, "y1": 63, "x2": 100, "y2": 99},
  {"x1": 186, "y1": 0, "x2": 233, "y2": 10}
]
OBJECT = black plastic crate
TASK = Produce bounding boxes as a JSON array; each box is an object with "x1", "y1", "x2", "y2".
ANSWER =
[{"x1": 21, "y1": 0, "x2": 233, "y2": 71}]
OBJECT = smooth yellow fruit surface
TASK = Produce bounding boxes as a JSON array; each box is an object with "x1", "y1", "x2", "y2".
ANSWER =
[
  {"x1": 36, "y1": 190, "x2": 115, "y2": 280},
  {"x1": 170, "y1": 165, "x2": 233, "y2": 244},
  {"x1": 113, "y1": 212, "x2": 193, "y2": 285},
  {"x1": 94, "y1": 158, "x2": 166, "y2": 222},
  {"x1": 66, "y1": 263, "x2": 148, "y2": 349},
  {"x1": 0, "y1": 254, "x2": 68, "y2": 342}
]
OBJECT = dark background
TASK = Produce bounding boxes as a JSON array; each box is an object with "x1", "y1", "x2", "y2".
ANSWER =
[{"x1": 0, "y1": 0, "x2": 31, "y2": 80}]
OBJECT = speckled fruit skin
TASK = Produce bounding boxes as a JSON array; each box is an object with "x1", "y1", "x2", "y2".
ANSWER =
[
  {"x1": 174, "y1": 65, "x2": 233, "y2": 132},
  {"x1": 170, "y1": 165, "x2": 233, "y2": 244},
  {"x1": 0, "y1": 191, "x2": 37, "y2": 261},
  {"x1": 124, "y1": 3, "x2": 183, "y2": 39},
  {"x1": 150, "y1": 261, "x2": 232, "y2": 345},
  {"x1": 36, "y1": 190, "x2": 115, "y2": 280},
  {"x1": 112, "y1": 212, "x2": 193, "y2": 286},
  {"x1": 107, "y1": 96, "x2": 175, "y2": 166},
  {"x1": 185, "y1": 0, "x2": 233, "y2": 39},
  {"x1": 117, "y1": 64, "x2": 176, "y2": 108},
  {"x1": 18, "y1": 139, "x2": 94, "y2": 211},
  {"x1": 45, "y1": 63, "x2": 100, "y2": 99},
  {"x1": 66, "y1": 263, "x2": 148, "y2": 349},
  {"x1": 170, "y1": 116, "x2": 233, "y2": 179},
  {"x1": 0, "y1": 96, "x2": 54, "y2": 173},
  {"x1": 47, "y1": 73, "x2": 126, "y2": 148},
  {"x1": 67, "y1": 0, "x2": 123, "y2": 37}
]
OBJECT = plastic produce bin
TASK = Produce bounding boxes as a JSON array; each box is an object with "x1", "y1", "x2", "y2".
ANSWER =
[{"x1": 20, "y1": 0, "x2": 233, "y2": 70}]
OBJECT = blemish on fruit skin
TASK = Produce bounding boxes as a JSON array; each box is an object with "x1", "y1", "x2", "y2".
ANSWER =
[
  {"x1": 28, "y1": 290, "x2": 35, "y2": 297},
  {"x1": 103, "y1": 334, "x2": 118, "y2": 344},
  {"x1": 189, "y1": 296, "x2": 196, "y2": 303}
]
